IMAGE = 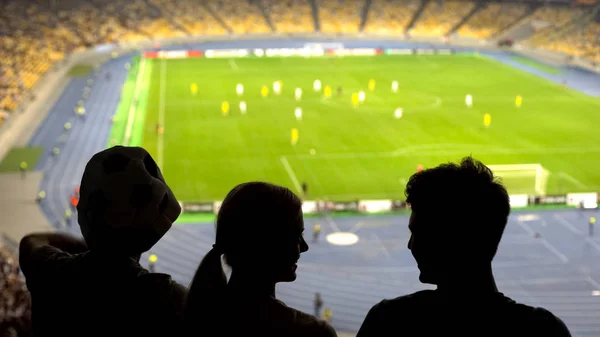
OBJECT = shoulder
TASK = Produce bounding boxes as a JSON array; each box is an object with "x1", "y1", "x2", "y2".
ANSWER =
[
  {"x1": 357, "y1": 290, "x2": 435, "y2": 336},
  {"x1": 274, "y1": 300, "x2": 336, "y2": 337},
  {"x1": 374, "y1": 289, "x2": 436, "y2": 314},
  {"x1": 529, "y1": 307, "x2": 571, "y2": 337},
  {"x1": 136, "y1": 272, "x2": 188, "y2": 307}
]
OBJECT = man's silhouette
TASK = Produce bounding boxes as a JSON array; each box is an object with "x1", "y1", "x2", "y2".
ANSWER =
[
  {"x1": 357, "y1": 157, "x2": 571, "y2": 337},
  {"x1": 19, "y1": 146, "x2": 186, "y2": 337}
]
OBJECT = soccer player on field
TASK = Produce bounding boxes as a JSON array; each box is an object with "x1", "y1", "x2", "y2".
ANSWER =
[
  {"x1": 295, "y1": 107, "x2": 302, "y2": 121},
  {"x1": 483, "y1": 113, "x2": 491, "y2": 127},
  {"x1": 222, "y1": 101, "x2": 230, "y2": 116},
  {"x1": 337, "y1": 86, "x2": 343, "y2": 96},
  {"x1": 313, "y1": 79, "x2": 322, "y2": 92},
  {"x1": 190, "y1": 83, "x2": 198, "y2": 96},
  {"x1": 261, "y1": 86, "x2": 269, "y2": 97},
  {"x1": 465, "y1": 94, "x2": 473, "y2": 108},
  {"x1": 236, "y1": 83, "x2": 244, "y2": 96},
  {"x1": 368, "y1": 79, "x2": 376, "y2": 91},
  {"x1": 358, "y1": 91, "x2": 366, "y2": 103},
  {"x1": 351, "y1": 93, "x2": 359, "y2": 107},
  {"x1": 391, "y1": 81, "x2": 399, "y2": 93},
  {"x1": 273, "y1": 80, "x2": 282, "y2": 95},
  {"x1": 291, "y1": 128, "x2": 299, "y2": 146},
  {"x1": 515, "y1": 95, "x2": 522, "y2": 107},
  {"x1": 324, "y1": 86, "x2": 332, "y2": 98},
  {"x1": 239, "y1": 101, "x2": 247, "y2": 115},
  {"x1": 295, "y1": 88, "x2": 302, "y2": 101},
  {"x1": 394, "y1": 107, "x2": 403, "y2": 119}
]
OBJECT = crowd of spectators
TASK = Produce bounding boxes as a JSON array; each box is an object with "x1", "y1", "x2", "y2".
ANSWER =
[
  {"x1": 205, "y1": 0, "x2": 271, "y2": 34},
  {"x1": 458, "y1": 3, "x2": 529, "y2": 39},
  {"x1": 363, "y1": 0, "x2": 421, "y2": 35},
  {"x1": 263, "y1": 0, "x2": 315, "y2": 33},
  {"x1": 317, "y1": 0, "x2": 364, "y2": 33},
  {"x1": 540, "y1": 23, "x2": 600, "y2": 63},
  {"x1": 0, "y1": 245, "x2": 31, "y2": 337},
  {"x1": 410, "y1": 0, "x2": 475, "y2": 37}
]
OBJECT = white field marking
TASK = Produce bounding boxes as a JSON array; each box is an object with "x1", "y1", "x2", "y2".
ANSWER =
[
  {"x1": 553, "y1": 214, "x2": 584, "y2": 235},
  {"x1": 157, "y1": 58, "x2": 167, "y2": 171},
  {"x1": 228, "y1": 58, "x2": 238, "y2": 70},
  {"x1": 515, "y1": 218, "x2": 535, "y2": 236},
  {"x1": 280, "y1": 156, "x2": 302, "y2": 195},
  {"x1": 292, "y1": 145, "x2": 600, "y2": 160},
  {"x1": 539, "y1": 239, "x2": 569, "y2": 263},
  {"x1": 587, "y1": 276, "x2": 600, "y2": 289},
  {"x1": 349, "y1": 222, "x2": 365, "y2": 233},
  {"x1": 124, "y1": 58, "x2": 148, "y2": 145},
  {"x1": 515, "y1": 218, "x2": 567, "y2": 262},
  {"x1": 371, "y1": 234, "x2": 391, "y2": 258},
  {"x1": 559, "y1": 172, "x2": 587, "y2": 189},
  {"x1": 585, "y1": 237, "x2": 600, "y2": 254},
  {"x1": 325, "y1": 216, "x2": 341, "y2": 233}
]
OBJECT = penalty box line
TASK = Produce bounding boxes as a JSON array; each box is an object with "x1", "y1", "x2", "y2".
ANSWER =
[{"x1": 280, "y1": 156, "x2": 303, "y2": 196}]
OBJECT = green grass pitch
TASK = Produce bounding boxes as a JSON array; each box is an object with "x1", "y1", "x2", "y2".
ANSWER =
[{"x1": 134, "y1": 55, "x2": 600, "y2": 202}]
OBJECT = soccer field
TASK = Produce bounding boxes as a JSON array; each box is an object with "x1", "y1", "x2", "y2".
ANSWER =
[{"x1": 128, "y1": 55, "x2": 600, "y2": 202}]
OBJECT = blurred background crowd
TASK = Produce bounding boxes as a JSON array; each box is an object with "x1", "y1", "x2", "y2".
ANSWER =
[{"x1": 0, "y1": 0, "x2": 598, "y2": 125}]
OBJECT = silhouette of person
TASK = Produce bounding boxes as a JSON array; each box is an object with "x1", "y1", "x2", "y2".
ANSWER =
[
  {"x1": 183, "y1": 182, "x2": 336, "y2": 337},
  {"x1": 314, "y1": 292, "x2": 323, "y2": 318},
  {"x1": 357, "y1": 157, "x2": 571, "y2": 337},
  {"x1": 19, "y1": 146, "x2": 187, "y2": 337}
]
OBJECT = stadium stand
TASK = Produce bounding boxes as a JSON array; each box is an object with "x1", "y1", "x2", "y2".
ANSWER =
[
  {"x1": 458, "y1": 2, "x2": 529, "y2": 39},
  {"x1": 205, "y1": 0, "x2": 271, "y2": 34},
  {"x1": 541, "y1": 22, "x2": 600, "y2": 62},
  {"x1": 263, "y1": 0, "x2": 316, "y2": 33},
  {"x1": 317, "y1": 0, "x2": 365, "y2": 33},
  {"x1": 0, "y1": 243, "x2": 31, "y2": 336},
  {"x1": 410, "y1": 0, "x2": 475, "y2": 37},
  {"x1": 363, "y1": 0, "x2": 421, "y2": 34},
  {"x1": 525, "y1": 5, "x2": 585, "y2": 46}
]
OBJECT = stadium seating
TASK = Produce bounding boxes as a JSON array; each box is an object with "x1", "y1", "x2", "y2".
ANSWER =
[
  {"x1": 458, "y1": 3, "x2": 529, "y2": 39},
  {"x1": 317, "y1": 0, "x2": 365, "y2": 33},
  {"x1": 363, "y1": 0, "x2": 421, "y2": 34},
  {"x1": 410, "y1": 0, "x2": 475, "y2": 37},
  {"x1": 264, "y1": 0, "x2": 315, "y2": 33},
  {"x1": 0, "y1": 244, "x2": 31, "y2": 335},
  {"x1": 0, "y1": 0, "x2": 598, "y2": 121},
  {"x1": 205, "y1": 0, "x2": 271, "y2": 34},
  {"x1": 541, "y1": 23, "x2": 600, "y2": 62}
]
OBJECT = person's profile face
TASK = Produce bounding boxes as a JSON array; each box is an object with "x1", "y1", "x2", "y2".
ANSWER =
[
  {"x1": 272, "y1": 213, "x2": 308, "y2": 283},
  {"x1": 408, "y1": 211, "x2": 442, "y2": 285}
]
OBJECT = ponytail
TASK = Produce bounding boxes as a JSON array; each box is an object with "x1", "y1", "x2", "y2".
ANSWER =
[{"x1": 183, "y1": 246, "x2": 227, "y2": 335}]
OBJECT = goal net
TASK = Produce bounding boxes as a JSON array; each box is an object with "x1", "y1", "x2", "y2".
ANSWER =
[{"x1": 488, "y1": 164, "x2": 550, "y2": 196}]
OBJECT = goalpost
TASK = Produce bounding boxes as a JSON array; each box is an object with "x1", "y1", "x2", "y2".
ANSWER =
[{"x1": 488, "y1": 164, "x2": 550, "y2": 196}]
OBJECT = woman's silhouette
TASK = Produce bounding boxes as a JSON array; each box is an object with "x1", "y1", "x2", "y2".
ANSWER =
[{"x1": 184, "y1": 182, "x2": 336, "y2": 337}]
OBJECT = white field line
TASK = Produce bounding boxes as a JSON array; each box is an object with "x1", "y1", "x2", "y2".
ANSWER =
[
  {"x1": 124, "y1": 58, "x2": 148, "y2": 145},
  {"x1": 559, "y1": 172, "x2": 587, "y2": 189},
  {"x1": 280, "y1": 155, "x2": 302, "y2": 195},
  {"x1": 228, "y1": 58, "x2": 238, "y2": 70},
  {"x1": 157, "y1": 58, "x2": 167, "y2": 170}
]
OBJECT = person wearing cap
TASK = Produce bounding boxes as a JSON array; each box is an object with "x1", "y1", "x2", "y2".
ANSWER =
[
  {"x1": 19, "y1": 146, "x2": 187, "y2": 337},
  {"x1": 19, "y1": 161, "x2": 27, "y2": 179},
  {"x1": 148, "y1": 253, "x2": 157, "y2": 273}
]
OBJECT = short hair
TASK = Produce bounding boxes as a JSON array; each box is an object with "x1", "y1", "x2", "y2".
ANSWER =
[{"x1": 405, "y1": 157, "x2": 510, "y2": 260}]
